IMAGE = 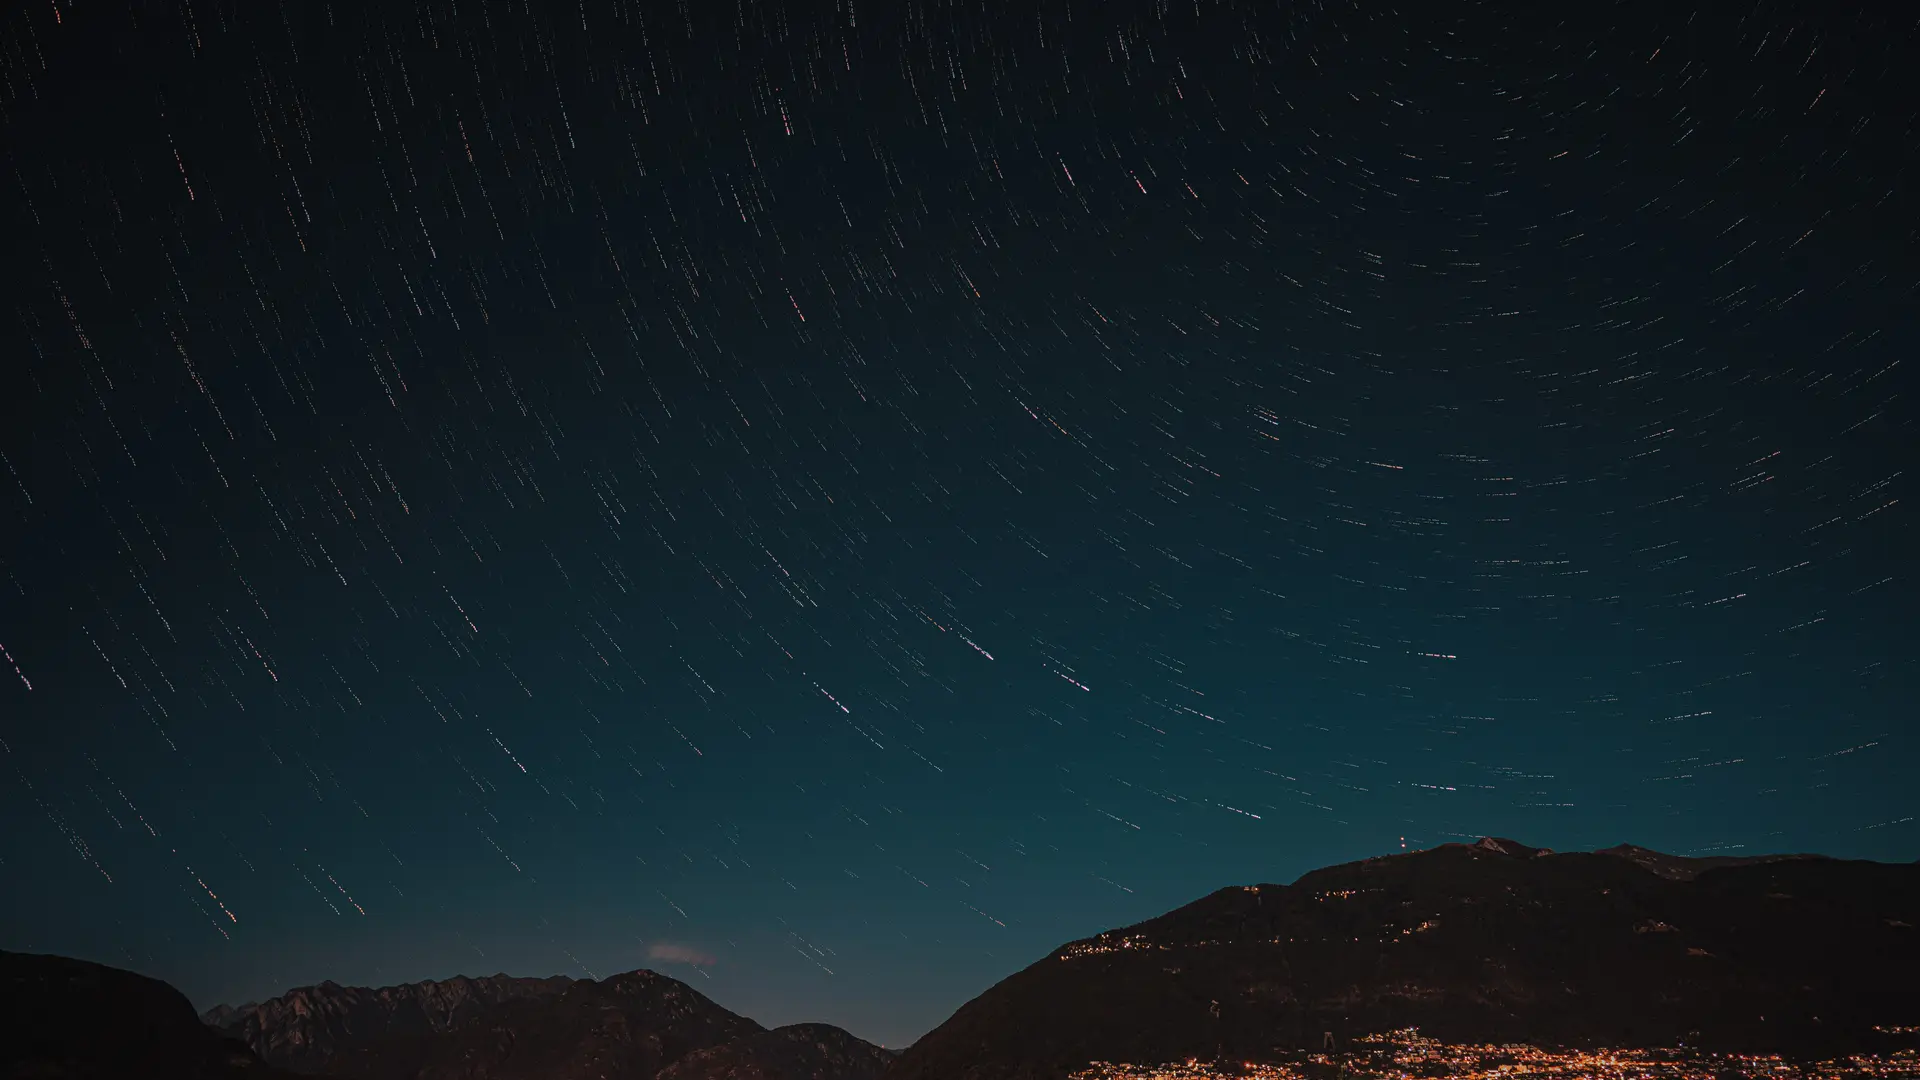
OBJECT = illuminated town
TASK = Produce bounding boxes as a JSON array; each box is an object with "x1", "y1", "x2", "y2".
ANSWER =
[{"x1": 1069, "y1": 1029, "x2": 1920, "y2": 1080}]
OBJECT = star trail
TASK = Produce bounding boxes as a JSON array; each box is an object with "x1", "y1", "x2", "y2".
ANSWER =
[{"x1": 0, "y1": 0, "x2": 1914, "y2": 1051}]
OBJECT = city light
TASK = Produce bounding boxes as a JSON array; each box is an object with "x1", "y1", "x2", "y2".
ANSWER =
[{"x1": 1070, "y1": 1029, "x2": 1920, "y2": 1080}]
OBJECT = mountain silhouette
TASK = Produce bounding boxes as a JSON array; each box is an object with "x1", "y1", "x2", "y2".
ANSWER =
[
  {"x1": 12, "y1": 841, "x2": 1913, "y2": 1080},
  {"x1": 1, "y1": 950, "x2": 297, "y2": 1080},
  {"x1": 204, "y1": 972, "x2": 577, "y2": 1075},
  {"x1": 208, "y1": 968, "x2": 886, "y2": 1080},
  {"x1": 886, "y1": 840, "x2": 1920, "y2": 1080},
  {"x1": 656, "y1": 1022, "x2": 898, "y2": 1080},
  {"x1": 1, "y1": 950, "x2": 889, "y2": 1080}
]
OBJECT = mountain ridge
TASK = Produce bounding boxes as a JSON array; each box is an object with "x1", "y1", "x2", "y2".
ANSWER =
[
  {"x1": 656, "y1": 1023, "x2": 900, "y2": 1080},
  {"x1": 213, "y1": 967, "x2": 764, "y2": 1080},
  {"x1": 204, "y1": 965, "x2": 894, "y2": 1080},
  {"x1": 12, "y1": 839, "x2": 1914, "y2": 1080},
  {"x1": 204, "y1": 970, "x2": 577, "y2": 1072},
  {"x1": 887, "y1": 839, "x2": 1920, "y2": 1080}
]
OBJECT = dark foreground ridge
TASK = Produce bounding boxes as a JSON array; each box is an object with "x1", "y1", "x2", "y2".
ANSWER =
[
  {"x1": 886, "y1": 840, "x2": 1920, "y2": 1080},
  {"x1": 0, "y1": 950, "x2": 296, "y2": 1080}
]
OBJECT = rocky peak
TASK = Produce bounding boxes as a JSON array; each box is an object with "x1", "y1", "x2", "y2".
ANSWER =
[
  {"x1": 208, "y1": 971, "x2": 575, "y2": 1071},
  {"x1": 207, "y1": 967, "x2": 766, "y2": 1080},
  {"x1": 1467, "y1": 836, "x2": 1553, "y2": 857}
]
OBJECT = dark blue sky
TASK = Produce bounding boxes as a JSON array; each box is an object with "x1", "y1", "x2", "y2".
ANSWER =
[{"x1": 1, "y1": 0, "x2": 1914, "y2": 1050}]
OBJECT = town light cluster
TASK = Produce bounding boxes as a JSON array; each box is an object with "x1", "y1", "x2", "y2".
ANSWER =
[{"x1": 1071, "y1": 1029, "x2": 1920, "y2": 1080}]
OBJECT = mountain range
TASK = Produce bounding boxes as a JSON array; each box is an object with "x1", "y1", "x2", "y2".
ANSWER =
[
  {"x1": 201, "y1": 968, "x2": 894, "y2": 1080},
  {"x1": 891, "y1": 838, "x2": 1920, "y2": 1080},
  {"x1": 6, "y1": 839, "x2": 1916, "y2": 1080}
]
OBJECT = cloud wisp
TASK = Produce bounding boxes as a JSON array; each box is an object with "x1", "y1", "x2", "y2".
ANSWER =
[{"x1": 646, "y1": 942, "x2": 717, "y2": 967}]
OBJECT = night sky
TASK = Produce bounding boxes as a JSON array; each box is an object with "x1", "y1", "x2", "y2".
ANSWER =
[{"x1": 1, "y1": 0, "x2": 1915, "y2": 1051}]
